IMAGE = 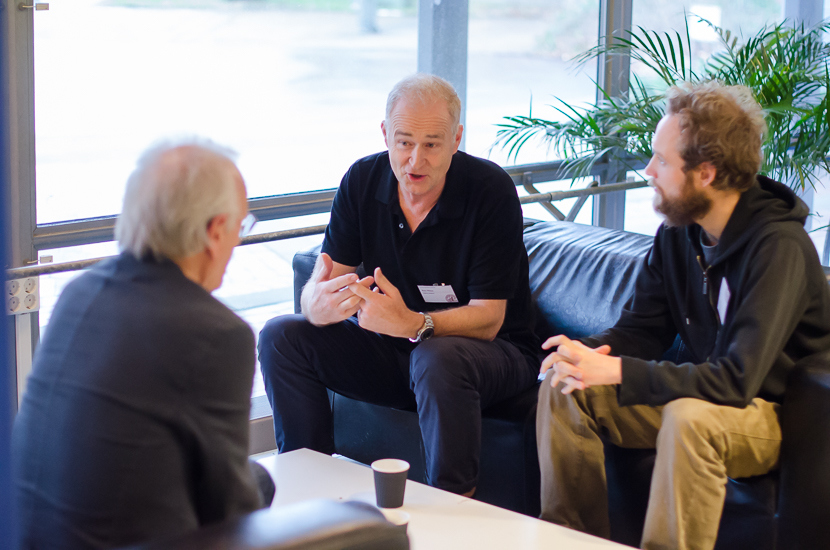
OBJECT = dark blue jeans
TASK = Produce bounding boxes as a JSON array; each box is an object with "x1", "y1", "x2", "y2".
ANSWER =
[{"x1": 258, "y1": 314, "x2": 538, "y2": 495}]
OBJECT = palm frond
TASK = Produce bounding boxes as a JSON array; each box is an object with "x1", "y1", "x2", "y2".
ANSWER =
[{"x1": 495, "y1": 16, "x2": 830, "y2": 192}]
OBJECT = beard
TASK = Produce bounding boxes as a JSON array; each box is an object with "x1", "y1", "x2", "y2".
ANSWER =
[{"x1": 653, "y1": 171, "x2": 713, "y2": 227}]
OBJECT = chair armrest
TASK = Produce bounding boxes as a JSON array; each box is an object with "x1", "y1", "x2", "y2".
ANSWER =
[
  {"x1": 777, "y1": 359, "x2": 830, "y2": 550},
  {"x1": 123, "y1": 499, "x2": 408, "y2": 550},
  {"x1": 292, "y1": 246, "x2": 322, "y2": 314},
  {"x1": 292, "y1": 247, "x2": 370, "y2": 314}
]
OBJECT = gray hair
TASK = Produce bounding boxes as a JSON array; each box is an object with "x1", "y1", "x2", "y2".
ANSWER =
[
  {"x1": 115, "y1": 137, "x2": 243, "y2": 262},
  {"x1": 385, "y1": 73, "x2": 461, "y2": 130}
]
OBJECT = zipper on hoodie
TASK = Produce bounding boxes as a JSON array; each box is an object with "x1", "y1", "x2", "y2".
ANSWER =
[{"x1": 696, "y1": 255, "x2": 722, "y2": 332}]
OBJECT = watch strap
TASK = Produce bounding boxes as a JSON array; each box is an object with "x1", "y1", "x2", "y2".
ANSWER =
[{"x1": 410, "y1": 312, "x2": 434, "y2": 343}]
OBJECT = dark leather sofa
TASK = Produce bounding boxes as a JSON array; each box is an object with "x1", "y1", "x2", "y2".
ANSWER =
[{"x1": 293, "y1": 219, "x2": 830, "y2": 550}]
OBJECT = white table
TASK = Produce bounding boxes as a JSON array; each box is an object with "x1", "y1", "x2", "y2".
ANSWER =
[{"x1": 257, "y1": 449, "x2": 632, "y2": 550}]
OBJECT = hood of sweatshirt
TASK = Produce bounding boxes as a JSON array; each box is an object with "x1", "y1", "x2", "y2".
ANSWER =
[{"x1": 687, "y1": 175, "x2": 809, "y2": 266}]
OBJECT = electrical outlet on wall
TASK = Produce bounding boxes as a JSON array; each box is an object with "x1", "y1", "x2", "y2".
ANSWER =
[
  {"x1": 23, "y1": 277, "x2": 37, "y2": 294},
  {"x1": 6, "y1": 277, "x2": 40, "y2": 315}
]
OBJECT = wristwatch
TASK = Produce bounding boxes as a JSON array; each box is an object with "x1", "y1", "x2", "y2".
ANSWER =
[{"x1": 409, "y1": 312, "x2": 435, "y2": 343}]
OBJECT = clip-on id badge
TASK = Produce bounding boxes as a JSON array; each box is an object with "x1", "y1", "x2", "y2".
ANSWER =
[{"x1": 417, "y1": 284, "x2": 459, "y2": 303}]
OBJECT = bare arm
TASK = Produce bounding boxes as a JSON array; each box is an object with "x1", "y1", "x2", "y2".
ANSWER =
[
  {"x1": 430, "y1": 299, "x2": 505, "y2": 341},
  {"x1": 348, "y1": 267, "x2": 506, "y2": 341}
]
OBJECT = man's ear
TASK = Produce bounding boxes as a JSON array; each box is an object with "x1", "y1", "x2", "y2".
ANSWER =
[
  {"x1": 454, "y1": 124, "x2": 464, "y2": 152},
  {"x1": 204, "y1": 213, "x2": 230, "y2": 258},
  {"x1": 381, "y1": 120, "x2": 389, "y2": 147},
  {"x1": 697, "y1": 162, "x2": 717, "y2": 188}
]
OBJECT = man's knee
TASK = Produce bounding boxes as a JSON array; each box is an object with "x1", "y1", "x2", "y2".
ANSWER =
[
  {"x1": 257, "y1": 314, "x2": 319, "y2": 375},
  {"x1": 659, "y1": 398, "x2": 726, "y2": 452},
  {"x1": 410, "y1": 337, "x2": 477, "y2": 392},
  {"x1": 259, "y1": 315, "x2": 311, "y2": 352},
  {"x1": 538, "y1": 371, "x2": 575, "y2": 410},
  {"x1": 538, "y1": 376, "x2": 607, "y2": 430},
  {"x1": 259, "y1": 313, "x2": 306, "y2": 340}
]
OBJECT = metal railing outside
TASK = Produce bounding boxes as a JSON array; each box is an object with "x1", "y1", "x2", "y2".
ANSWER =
[
  {"x1": 23, "y1": 156, "x2": 643, "y2": 252},
  {"x1": 6, "y1": 176, "x2": 648, "y2": 280}
]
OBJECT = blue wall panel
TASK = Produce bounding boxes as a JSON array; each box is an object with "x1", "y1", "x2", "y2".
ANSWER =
[{"x1": 1, "y1": 1, "x2": 17, "y2": 546}]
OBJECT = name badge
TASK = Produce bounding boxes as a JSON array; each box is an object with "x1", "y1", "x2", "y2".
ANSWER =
[{"x1": 418, "y1": 284, "x2": 459, "y2": 303}]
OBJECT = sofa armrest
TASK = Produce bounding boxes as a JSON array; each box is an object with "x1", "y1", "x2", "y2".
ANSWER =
[
  {"x1": 293, "y1": 246, "x2": 322, "y2": 314},
  {"x1": 777, "y1": 358, "x2": 830, "y2": 550},
  {"x1": 123, "y1": 499, "x2": 408, "y2": 550},
  {"x1": 292, "y1": 247, "x2": 370, "y2": 314}
]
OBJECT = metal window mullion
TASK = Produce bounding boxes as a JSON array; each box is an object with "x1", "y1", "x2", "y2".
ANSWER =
[
  {"x1": 783, "y1": 0, "x2": 823, "y2": 25},
  {"x1": 4, "y1": 0, "x2": 40, "y2": 409},
  {"x1": 592, "y1": 0, "x2": 632, "y2": 230},
  {"x1": 5, "y1": 2, "x2": 37, "y2": 267},
  {"x1": 417, "y1": 0, "x2": 469, "y2": 150},
  {"x1": 783, "y1": 0, "x2": 823, "y2": 233}
]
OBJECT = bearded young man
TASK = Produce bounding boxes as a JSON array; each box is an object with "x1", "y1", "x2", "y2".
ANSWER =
[{"x1": 535, "y1": 81, "x2": 830, "y2": 550}]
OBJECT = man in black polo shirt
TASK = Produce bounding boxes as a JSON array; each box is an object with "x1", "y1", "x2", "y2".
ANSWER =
[{"x1": 258, "y1": 73, "x2": 539, "y2": 496}]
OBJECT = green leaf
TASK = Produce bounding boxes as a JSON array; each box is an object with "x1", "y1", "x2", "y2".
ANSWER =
[{"x1": 494, "y1": 16, "x2": 830, "y2": 192}]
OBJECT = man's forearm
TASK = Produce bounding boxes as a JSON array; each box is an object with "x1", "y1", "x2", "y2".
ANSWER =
[{"x1": 430, "y1": 300, "x2": 506, "y2": 341}]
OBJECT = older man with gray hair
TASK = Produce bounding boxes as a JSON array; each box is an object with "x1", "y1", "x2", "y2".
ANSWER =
[
  {"x1": 13, "y1": 139, "x2": 271, "y2": 550},
  {"x1": 258, "y1": 74, "x2": 540, "y2": 496}
]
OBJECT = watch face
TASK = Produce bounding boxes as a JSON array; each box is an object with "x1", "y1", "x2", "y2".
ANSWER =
[{"x1": 421, "y1": 327, "x2": 435, "y2": 340}]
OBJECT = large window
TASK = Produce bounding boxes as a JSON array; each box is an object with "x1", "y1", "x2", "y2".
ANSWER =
[
  {"x1": 33, "y1": 0, "x2": 422, "y2": 400},
  {"x1": 466, "y1": 0, "x2": 600, "y2": 224},
  {"x1": 34, "y1": 0, "x2": 418, "y2": 224},
  {"x1": 18, "y1": 0, "x2": 826, "y2": 410},
  {"x1": 466, "y1": 0, "x2": 600, "y2": 166},
  {"x1": 31, "y1": 0, "x2": 611, "y2": 401}
]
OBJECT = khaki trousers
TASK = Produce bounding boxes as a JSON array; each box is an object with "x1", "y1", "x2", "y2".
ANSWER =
[{"x1": 536, "y1": 374, "x2": 782, "y2": 550}]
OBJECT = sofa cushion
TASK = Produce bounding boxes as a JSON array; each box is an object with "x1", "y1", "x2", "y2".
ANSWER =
[{"x1": 523, "y1": 221, "x2": 653, "y2": 339}]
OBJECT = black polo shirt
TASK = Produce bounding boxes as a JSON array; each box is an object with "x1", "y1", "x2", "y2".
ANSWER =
[{"x1": 322, "y1": 150, "x2": 538, "y2": 358}]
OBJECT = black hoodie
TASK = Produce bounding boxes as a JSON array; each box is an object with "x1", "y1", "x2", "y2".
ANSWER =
[{"x1": 583, "y1": 176, "x2": 830, "y2": 407}]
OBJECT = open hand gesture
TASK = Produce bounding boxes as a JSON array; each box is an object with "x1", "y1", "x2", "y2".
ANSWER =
[{"x1": 303, "y1": 253, "x2": 374, "y2": 326}]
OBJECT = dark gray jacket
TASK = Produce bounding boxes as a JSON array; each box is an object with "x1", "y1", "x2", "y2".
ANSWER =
[{"x1": 13, "y1": 253, "x2": 261, "y2": 549}]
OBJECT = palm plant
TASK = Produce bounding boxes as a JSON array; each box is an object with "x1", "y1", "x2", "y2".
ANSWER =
[{"x1": 494, "y1": 19, "x2": 830, "y2": 191}]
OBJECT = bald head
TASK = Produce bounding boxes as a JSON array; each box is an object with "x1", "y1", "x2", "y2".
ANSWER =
[
  {"x1": 116, "y1": 138, "x2": 244, "y2": 262},
  {"x1": 385, "y1": 73, "x2": 461, "y2": 131}
]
